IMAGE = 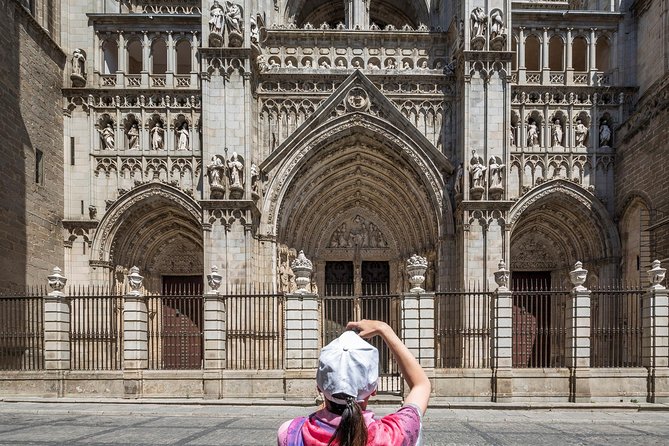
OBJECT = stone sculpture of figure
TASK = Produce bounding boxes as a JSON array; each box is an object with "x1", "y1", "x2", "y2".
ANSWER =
[
  {"x1": 127, "y1": 123, "x2": 139, "y2": 150},
  {"x1": 469, "y1": 150, "x2": 487, "y2": 189},
  {"x1": 599, "y1": 120, "x2": 611, "y2": 147},
  {"x1": 209, "y1": 0, "x2": 225, "y2": 34},
  {"x1": 368, "y1": 61, "x2": 379, "y2": 70},
  {"x1": 509, "y1": 125, "x2": 516, "y2": 147},
  {"x1": 336, "y1": 59, "x2": 345, "y2": 69},
  {"x1": 250, "y1": 162, "x2": 260, "y2": 195},
  {"x1": 490, "y1": 10, "x2": 504, "y2": 38},
  {"x1": 488, "y1": 156, "x2": 505, "y2": 189},
  {"x1": 228, "y1": 152, "x2": 243, "y2": 187},
  {"x1": 575, "y1": 118, "x2": 588, "y2": 147},
  {"x1": 150, "y1": 122, "x2": 164, "y2": 150},
  {"x1": 224, "y1": 2, "x2": 242, "y2": 35},
  {"x1": 552, "y1": 119, "x2": 563, "y2": 147},
  {"x1": 420, "y1": 60, "x2": 428, "y2": 70},
  {"x1": 279, "y1": 261, "x2": 296, "y2": 293},
  {"x1": 177, "y1": 122, "x2": 190, "y2": 151},
  {"x1": 527, "y1": 120, "x2": 539, "y2": 147},
  {"x1": 249, "y1": 15, "x2": 259, "y2": 43},
  {"x1": 304, "y1": 59, "x2": 312, "y2": 68},
  {"x1": 72, "y1": 49, "x2": 86, "y2": 77},
  {"x1": 98, "y1": 123, "x2": 115, "y2": 150},
  {"x1": 454, "y1": 163, "x2": 464, "y2": 195},
  {"x1": 470, "y1": 7, "x2": 487, "y2": 38},
  {"x1": 320, "y1": 60, "x2": 330, "y2": 69},
  {"x1": 206, "y1": 156, "x2": 225, "y2": 189}
]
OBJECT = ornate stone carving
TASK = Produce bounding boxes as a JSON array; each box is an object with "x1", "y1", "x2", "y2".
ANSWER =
[
  {"x1": 494, "y1": 260, "x2": 510, "y2": 290},
  {"x1": 290, "y1": 250, "x2": 313, "y2": 294},
  {"x1": 207, "y1": 265, "x2": 222, "y2": 293},
  {"x1": 127, "y1": 266, "x2": 144, "y2": 296},
  {"x1": 648, "y1": 260, "x2": 666, "y2": 289},
  {"x1": 346, "y1": 88, "x2": 370, "y2": 112},
  {"x1": 207, "y1": 155, "x2": 226, "y2": 198},
  {"x1": 209, "y1": 1, "x2": 243, "y2": 47},
  {"x1": 327, "y1": 215, "x2": 388, "y2": 249},
  {"x1": 488, "y1": 156, "x2": 505, "y2": 200},
  {"x1": 469, "y1": 150, "x2": 486, "y2": 200},
  {"x1": 47, "y1": 267, "x2": 67, "y2": 296},
  {"x1": 208, "y1": 0, "x2": 225, "y2": 45},
  {"x1": 470, "y1": 7, "x2": 487, "y2": 50},
  {"x1": 570, "y1": 261, "x2": 588, "y2": 291},
  {"x1": 406, "y1": 254, "x2": 428, "y2": 293},
  {"x1": 70, "y1": 48, "x2": 86, "y2": 87},
  {"x1": 227, "y1": 152, "x2": 244, "y2": 198},
  {"x1": 489, "y1": 9, "x2": 506, "y2": 51}
]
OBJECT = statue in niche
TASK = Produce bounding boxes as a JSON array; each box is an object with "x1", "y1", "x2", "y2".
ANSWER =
[
  {"x1": 207, "y1": 156, "x2": 226, "y2": 198},
  {"x1": 509, "y1": 125, "x2": 516, "y2": 147},
  {"x1": 209, "y1": 0, "x2": 225, "y2": 34},
  {"x1": 127, "y1": 123, "x2": 139, "y2": 150},
  {"x1": 176, "y1": 122, "x2": 190, "y2": 150},
  {"x1": 454, "y1": 163, "x2": 464, "y2": 195},
  {"x1": 527, "y1": 120, "x2": 539, "y2": 147},
  {"x1": 488, "y1": 156, "x2": 505, "y2": 200},
  {"x1": 574, "y1": 118, "x2": 588, "y2": 147},
  {"x1": 552, "y1": 119, "x2": 563, "y2": 147},
  {"x1": 71, "y1": 48, "x2": 86, "y2": 87},
  {"x1": 250, "y1": 162, "x2": 263, "y2": 199},
  {"x1": 599, "y1": 120, "x2": 611, "y2": 147},
  {"x1": 97, "y1": 123, "x2": 115, "y2": 150},
  {"x1": 469, "y1": 150, "x2": 486, "y2": 200},
  {"x1": 150, "y1": 122, "x2": 164, "y2": 150}
]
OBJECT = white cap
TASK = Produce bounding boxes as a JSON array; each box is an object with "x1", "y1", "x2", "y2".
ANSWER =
[{"x1": 316, "y1": 331, "x2": 378, "y2": 404}]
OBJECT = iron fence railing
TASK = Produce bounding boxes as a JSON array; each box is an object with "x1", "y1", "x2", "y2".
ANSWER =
[
  {"x1": 435, "y1": 289, "x2": 492, "y2": 368},
  {"x1": 0, "y1": 288, "x2": 45, "y2": 371},
  {"x1": 69, "y1": 287, "x2": 123, "y2": 371},
  {"x1": 590, "y1": 287, "x2": 643, "y2": 368},
  {"x1": 511, "y1": 287, "x2": 569, "y2": 368}
]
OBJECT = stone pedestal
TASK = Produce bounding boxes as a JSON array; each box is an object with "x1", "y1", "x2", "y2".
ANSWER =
[
  {"x1": 123, "y1": 275, "x2": 148, "y2": 398},
  {"x1": 643, "y1": 262, "x2": 669, "y2": 402},
  {"x1": 284, "y1": 293, "x2": 319, "y2": 399},
  {"x1": 44, "y1": 294, "x2": 71, "y2": 371},
  {"x1": 203, "y1": 291, "x2": 226, "y2": 398},
  {"x1": 401, "y1": 292, "x2": 435, "y2": 368},
  {"x1": 567, "y1": 280, "x2": 592, "y2": 402},
  {"x1": 492, "y1": 287, "x2": 513, "y2": 401}
]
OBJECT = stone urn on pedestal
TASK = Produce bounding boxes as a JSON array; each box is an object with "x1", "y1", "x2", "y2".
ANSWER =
[
  {"x1": 126, "y1": 266, "x2": 144, "y2": 296},
  {"x1": 569, "y1": 261, "x2": 588, "y2": 290},
  {"x1": 291, "y1": 250, "x2": 313, "y2": 294},
  {"x1": 406, "y1": 254, "x2": 428, "y2": 293},
  {"x1": 648, "y1": 260, "x2": 666, "y2": 289},
  {"x1": 207, "y1": 265, "x2": 223, "y2": 294},
  {"x1": 47, "y1": 267, "x2": 67, "y2": 297}
]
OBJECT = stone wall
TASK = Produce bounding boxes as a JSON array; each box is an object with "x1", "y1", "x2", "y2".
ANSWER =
[{"x1": 0, "y1": 1, "x2": 65, "y2": 289}]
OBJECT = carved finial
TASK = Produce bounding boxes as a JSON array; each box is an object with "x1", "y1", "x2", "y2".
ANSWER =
[
  {"x1": 47, "y1": 267, "x2": 67, "y2": 296},
  {"x1": 569, "y1": 261, "x2": 588, "y2": 291},
  {"x1": 494, "y1": 260, "x2": 510, "y2": 290},
  {"x1": 406, "y1": 254, "x2": 428, "y2": 293},
  {"x1": 291, "y1": 251, "x2": 313, "y2": 294},
  {"x1": 648, "y1": 260, "x2": 666, "y2": 289},
  {"x1": 127, "y1": 266, "x2": 144, "y2": 296},
  {"x1": 207, "y1": 265, "x2": 223, "y2": 293}
]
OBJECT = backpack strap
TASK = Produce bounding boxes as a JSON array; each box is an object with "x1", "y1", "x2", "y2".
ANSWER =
[{"x1": 285, "y1": 416, "x2": 309, "y2": 446}]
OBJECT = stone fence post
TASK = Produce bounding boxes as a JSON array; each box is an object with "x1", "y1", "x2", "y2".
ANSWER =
[
  {"x1": 492, "y1": 261, "x2": 513, "y2": 401},
  {"x1": 643, "y1": 260, "x2": 669, "y2": 402},
  {"x1": 567, "y1": 261, "x2": 592, "y2": 402},
  {"x1": 284, "y1": 252, "x2": 319, "y2": 399},
  {"x1": 44, "y1": 267, "x2": 70, "y2": 371},
  {"x1": 203, "y1": 266, "x2": 227, "y2": 397},
  {"x1": 123, "y1": 266, "x2": 147, "y2": 396}
]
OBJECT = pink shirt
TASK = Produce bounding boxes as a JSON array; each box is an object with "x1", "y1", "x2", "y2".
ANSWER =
[{"x1": 277, "y1": 404, "x2": 422, "y2": 446}]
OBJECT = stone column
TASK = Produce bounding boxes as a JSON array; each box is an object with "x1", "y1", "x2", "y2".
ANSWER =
[
  {"x1": 567, "y1": 261, "x2": 592, "y2": 402},
  {"x1": 643, "y1": 260, "x2": 669, "y2": 402},
  {"x1": 141, "y1": 31, "x2": 150, "y2": 88},
  {"x1": 588, "y1": 28, "x2": 597, "y2": 85},
  {"x1": 284, "y1": 253, "x2": 319, "y2": 399},
  {"x1": 566, "y1": 28, "x2": 574, "y2": 84},
  {"x1": 123, "y1": 267, "x2": 147, "y2": 397},
  {"x1": 492, "y1": 261, "x2": 513, "y2": 401},
  {"x1": 44, "y1": 267, "x2": 70, "y2": 371},
  {"x1": 203, "y1": 266, "x2": 227, "y2": 398},
  {"x1": 518, "y1": 27, "x2": 526, "y2": 83},
  {"x1": 541, "y1": 27, "x2": 550, "y2": 84}
]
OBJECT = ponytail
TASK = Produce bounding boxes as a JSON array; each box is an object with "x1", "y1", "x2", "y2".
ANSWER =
[{"x1": 326, "y1": 394, "x2": 368, "y2": 446}]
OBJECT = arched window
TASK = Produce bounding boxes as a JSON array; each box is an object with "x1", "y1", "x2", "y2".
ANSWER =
[
  {"x1": 525, "y1": 35, "x2": 541, "y2": 71},
  {"x1": 151, "y1": 39, "x2": 167, "y2": 74},
  {"x1": 127, "y1": 40, "x2": 143, "y2": 74},
  {"x1": 596, "y1": 37, "x2": 610, "y2": 72},
  {"x1": 102, "y1": 39, "x2": 118, "y2": 74},
  {"x1": 548, "y1": 35, "x2": 564, "y2": 71},
  {"x1": 572, "y1": 36, "x2": 588, "y2": 72},
  {"x1": 176, "y1": 40, "x2": 191, "y2": 74}
]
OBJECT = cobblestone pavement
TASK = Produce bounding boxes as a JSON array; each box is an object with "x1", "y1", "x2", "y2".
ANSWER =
[{"x1": 0, "y1": 401, "x2": 668, "y2": 445}]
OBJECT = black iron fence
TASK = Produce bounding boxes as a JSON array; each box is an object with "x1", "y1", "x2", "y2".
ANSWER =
[
  {"x1": 590, "y1": 287, "x2": 643, "y2": 367},
  {"x1": 0, "y1": 288, "x2": 45, "y2": 371},
  {"x1": 435, "y1": 288, "x2": 492, "y2": 368}
]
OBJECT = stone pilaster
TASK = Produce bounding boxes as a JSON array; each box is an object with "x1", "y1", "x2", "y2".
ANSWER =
[
  {"x1": 567, "y1": 262, "x2": 592, "y2": 402},
  {"x1": 643, "y1": 260, "x2": 669, "y2": 402},
  {"x1": 284, "y1": 293, "x2": 320, "y2": 399},
  {"x1": 44, "y1": 267, "x2": 70, "y2": 371},
  {"x1": 122, "y1": 267, "x2": 147, "y2": 397},
  {"x1": 402, "y1": 292, "x2": 435, "y2": 369},
  {"x1": 492, "y1": 261, "x2": 512, "y2": 401}
]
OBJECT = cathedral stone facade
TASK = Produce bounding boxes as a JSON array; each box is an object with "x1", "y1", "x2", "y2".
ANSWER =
[{"x1": 2, "y1": 0, "x2": 667, "y2": 293}]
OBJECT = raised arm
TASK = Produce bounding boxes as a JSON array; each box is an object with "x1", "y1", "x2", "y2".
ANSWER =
[{"x1": 346, "y1": 319, "x2": 431, "y2": 415}]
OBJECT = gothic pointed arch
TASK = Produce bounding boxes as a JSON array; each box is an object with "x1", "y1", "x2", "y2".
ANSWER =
[
  {"x1": 90, "y1": 182, "x2": 203, "y2": 291},
  {"x1": 508, "y1": 180, "x2": 620, "y2": 284}
]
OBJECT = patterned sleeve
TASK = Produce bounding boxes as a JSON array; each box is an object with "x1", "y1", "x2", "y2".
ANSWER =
[{"x1": 370, "y1": 404, "x2": 422, "y2": 446}]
